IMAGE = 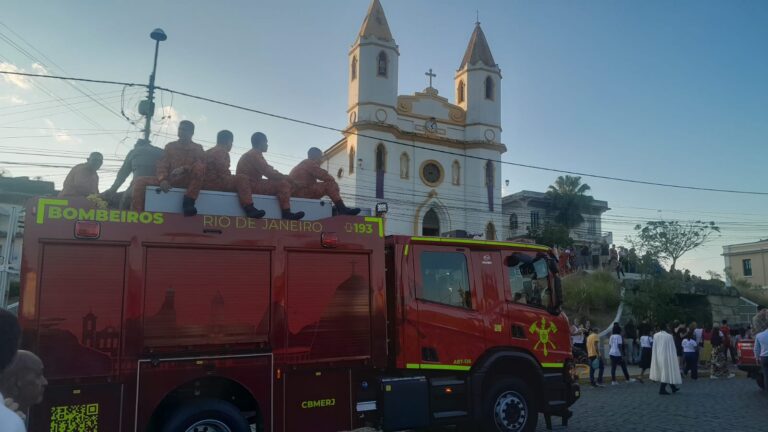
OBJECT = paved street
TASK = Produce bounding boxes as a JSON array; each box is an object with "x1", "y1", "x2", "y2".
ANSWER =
[{"x1": 537, "y1": 376, "x2": 767, "y2": 432}]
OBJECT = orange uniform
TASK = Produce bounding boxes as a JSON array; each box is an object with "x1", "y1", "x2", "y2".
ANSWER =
[
  {"x1": 201, "y1": 146, "x2": 253, "y2": 206},
  {"x1": 236, "y1": 149, "x2": 291, "y2": 209},
  {"x1": 131, "y1": 140, "x2": 206, "y2": 211},
  {"x1": 288, "y1": 159, "x2": 342, "y2": 202},
  {"x1": 59, "y1": 163, "x2": 99, "y2": 197}
]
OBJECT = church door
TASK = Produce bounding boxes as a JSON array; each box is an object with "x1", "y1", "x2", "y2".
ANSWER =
[{"x1": 422, "y1": 208, "x2": 440, "y2": 236}]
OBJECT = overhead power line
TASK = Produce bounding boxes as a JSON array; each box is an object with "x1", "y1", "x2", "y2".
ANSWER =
[{"x1": 2, "y1": 69, "x2": 767, "y2": 196}]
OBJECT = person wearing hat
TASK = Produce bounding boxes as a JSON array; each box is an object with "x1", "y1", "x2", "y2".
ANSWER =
[
  {"x1": 289, "y1": 147, "x2": 360, "y2": 216},
  {"x1": 236, "y1": 132, "x2": 304, "y2": 220},
  {"x1": 104, "y1": 138, "x2": 164, "y2": 209},
  {"x1": 132, "y1": 120, "x2": 206, "y2": 216},
  {"x1": 59, "y1": 152, "x2": 103, "y2": 197}
]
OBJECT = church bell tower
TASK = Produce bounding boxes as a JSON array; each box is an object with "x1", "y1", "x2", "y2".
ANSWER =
[{"x1": 347, "y1": 0, "x2": 399, "y2": 127}]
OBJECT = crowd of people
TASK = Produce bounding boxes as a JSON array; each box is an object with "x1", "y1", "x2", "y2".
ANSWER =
[
  {"x1": 554, "y1": 242, "x2": 640, "y2": 279},
  {"x1": 571, "y1": 313, "x2": 768, "y2": 395},
  {"x1": 58, "y1": 121, "x2": 361, "y2": 219}
]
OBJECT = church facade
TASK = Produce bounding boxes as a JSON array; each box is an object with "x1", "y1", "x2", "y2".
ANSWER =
[{"x1": 324, "y1": 0, "x2": 506, "y2": 239}]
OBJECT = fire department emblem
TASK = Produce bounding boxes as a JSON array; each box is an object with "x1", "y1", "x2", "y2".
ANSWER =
[{"x1": 529, "y1": 317, "x2": 558, "y2": 356}]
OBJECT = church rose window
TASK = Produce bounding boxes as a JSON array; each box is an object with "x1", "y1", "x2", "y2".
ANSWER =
[{"x1": 420, "y1": 160, "x2": 443, "y2": 187}]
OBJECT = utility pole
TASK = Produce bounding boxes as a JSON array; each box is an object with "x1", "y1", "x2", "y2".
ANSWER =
[{"x1": 140, "y1": 28, "x2": 168, "y2": 142}]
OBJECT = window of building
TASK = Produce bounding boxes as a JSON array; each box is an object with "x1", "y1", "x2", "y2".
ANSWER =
[
  {"x1": 486, "y1": 222, "x2": 496, "y2": 240},
  {"x1": 451, "y1": 160, "x2": 461, "y2": 185},
  {"x1": 485, "y1": 76, "x2": 494, "y2": 100},
  {"x1": 348, "y1": 145, "x2": 355, "y2": 174},
  {"x1": 457, "y1": 80, "x2": 465, "y2": 104},
  {"x1": 375, "y1": 143, "x2": 386, "y2": 172},
  {"x1": 484, "y1": 160, "x2": 494, "y2": 187},
  {"x1": 422, "y1": 208, "x2": 440, "y2": 236},
  {"x1": 506, "y1": 253, "x2": 550, "y2": 308},
  {"x1": 400, "y1": 152, "x2": 410, "y2": 179},
  {"x1": 587, "y1": 219, "x2": 597, "y2": 235},
  {"x1": 530, "y1": 211, "x2": 540, "y2": 230},
  {"x1": 337, "y1": 167, "x2": 344, "y2": 179},
  {"x1": 351, "y1": 56, "x2": 357, "y2": 81},
  {"x1": 419, "y1": 251, "x2": 472, "y2": 309},
  {"x1": 377, "y1": 51, "x2": 388, "y2": 77},
  {"x1": 743, "y1": 259, "x2": 753, "y2": 277},
  {"x1": 509, "y1": 213, "x2": 518, "y2": 231}
]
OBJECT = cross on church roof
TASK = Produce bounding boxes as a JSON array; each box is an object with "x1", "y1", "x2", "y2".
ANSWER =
[{"x1": 425, "y1": 68, "x2": 436, "y2": 88}]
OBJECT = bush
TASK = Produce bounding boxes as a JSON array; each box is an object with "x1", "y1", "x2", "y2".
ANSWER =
[
  {"x1": 624, "y1": 274, "x2": 684, "y2": 325},
  {"x1": 562, "y1": 271, "x2": 621, "y2": 318}
]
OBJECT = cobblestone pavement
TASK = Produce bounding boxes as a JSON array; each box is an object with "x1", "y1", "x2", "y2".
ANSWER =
[{"x1": 536, "y1": 376, "x2": 768, "y2": 432}]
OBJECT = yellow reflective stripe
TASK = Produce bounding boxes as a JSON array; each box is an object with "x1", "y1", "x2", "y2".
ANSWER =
[
  {"x1": 405, "y1": 363, "x2": 471, "y2": 371},
  {"x1": 409, "y1": 237, "x2": 549, "y2": 251},
  {"x1": 364, "y1": 217, "x2": 384, "y2": 237},
  {"x1": 541, "y1": 362, "x2": 564, "y2": 368},
  {"x1": 404, "y1": 244, "x2": 409, "y2": 256}
]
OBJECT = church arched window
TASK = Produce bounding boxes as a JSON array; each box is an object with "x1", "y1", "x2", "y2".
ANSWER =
[
  {"x1": 485, "y1": 222, "x2": 497, "y2": 240},
  {"x1": 400, "y1": 152, "x2": 410, "y2": 179},
  {"x1": 485, "y1": 76, "x2": 494, "y2": 100},
  {"x1": 351, "y1": 56, "x2": 357, "y2": 81},
  {"x1": 484, "y1": 160, "x2": 494, "y2": 187},
  {"x1": 376, "y1": 143, "x2": 387, "y2": 173},
  {"x1": 375, "y1": 143, "x2": 386, "y2": 198},
  {"x1": 458, "y1": 80, "x2": 465, "y2": 104},
  {"x1": 509, "y1": 213, "x2": 518, "y2": 231},
  {"x1": 377, "y1": 51, "x2": 388, "y2": 77},
  {"x1": 451, "y1": 160, "x2": 461, "y2": 185},
  {"x1": 348, "y1": 145, "x2": 355, "y2": 174}
]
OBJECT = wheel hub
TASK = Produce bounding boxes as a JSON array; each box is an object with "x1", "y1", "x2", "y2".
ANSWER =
[
  {"x1": 493, "y1": 390, "x2": 528, "y2": 431},
  {"x1": 185, "y1": 419, "x2": 232, "y2": 432}
]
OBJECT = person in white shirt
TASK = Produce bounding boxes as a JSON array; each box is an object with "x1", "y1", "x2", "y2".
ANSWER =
[
  {"x1": 0, "y1": 309, "x2": 26, "y2": 432},
  {"x1": 638, "y1": 329, "x2": 654, "y2": 382},
  {"x1": 609, "y1": 323, "x2": 636, "y2": 385},
  {"x1": 681, "y1": 331, "x2": 699, "y2": 380},
  {"x1": 753, "y1": 327, "x2": 768, "y2": 392},
  {"x1": 571, "y1": 319, "x2": 586, "y2": 353}
]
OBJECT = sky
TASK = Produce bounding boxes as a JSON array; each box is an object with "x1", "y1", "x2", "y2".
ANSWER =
[{"x1": 1, "y1": 0, "x2": 767, "y2": 277}]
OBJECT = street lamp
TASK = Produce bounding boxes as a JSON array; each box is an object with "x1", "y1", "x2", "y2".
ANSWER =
[{"x1": 139, "y1": 28, "x2": 167, "y2": 142}]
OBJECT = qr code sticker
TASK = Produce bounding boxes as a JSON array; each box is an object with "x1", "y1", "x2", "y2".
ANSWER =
[{"x1": 50, "y1": 403, "x2": 99, "y2": 432}]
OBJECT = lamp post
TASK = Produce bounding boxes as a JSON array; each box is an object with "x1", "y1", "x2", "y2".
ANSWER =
[{"x1": 141, "y1": 28, "x2": 167, "y2": 142}]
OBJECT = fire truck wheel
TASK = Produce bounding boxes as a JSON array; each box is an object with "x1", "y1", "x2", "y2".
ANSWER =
[
  {"x1": 483, "y1": 378, "x2": 537, "y2": 432},
  {"x1": 160, "y1": 398, "x2": 251, "y2": 432}
]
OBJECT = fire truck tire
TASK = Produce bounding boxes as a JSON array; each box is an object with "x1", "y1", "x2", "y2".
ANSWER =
[
  {"x1": 160, "y1": 398, "x2": 251, "y2": 432},
  {"x1": 482, "y1": 378, "x2": 538, "y2": 432}
]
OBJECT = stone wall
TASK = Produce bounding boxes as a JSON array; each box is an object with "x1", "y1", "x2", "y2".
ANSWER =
[{"x1": 708, "y1": 295, "x2": 758, "y2": 327}]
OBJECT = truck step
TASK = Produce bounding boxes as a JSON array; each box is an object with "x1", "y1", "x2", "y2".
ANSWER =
[{"x1": 432, "y1": 410, "x2": 468, "y2": 419}]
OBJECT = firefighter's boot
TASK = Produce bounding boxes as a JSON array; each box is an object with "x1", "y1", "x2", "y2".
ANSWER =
[
  {"x1": 334, "y1": 200, "x2": 361, "y2": 216},
  {"x1": 243, "y1": 204, "x2": 266, "y2": 219},
  {"x1": 182, "y1": 196, "x2": 197, "y2": 216},
  {"x1": 282, "y1": 209, "x2": 305, "y2": 220}
]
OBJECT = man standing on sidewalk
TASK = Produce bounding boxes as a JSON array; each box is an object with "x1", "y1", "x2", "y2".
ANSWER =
[
  {"x1": 753, "y1": 326, "x2": 768, "y2": 392},
  {"x1": 586, "y1": 327, "x2": 604, "y2": 387}
]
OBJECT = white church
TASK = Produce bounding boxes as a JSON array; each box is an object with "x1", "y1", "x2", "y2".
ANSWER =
[{"x1": 323, "y1": 0, "x2": 506, "y2": 240}]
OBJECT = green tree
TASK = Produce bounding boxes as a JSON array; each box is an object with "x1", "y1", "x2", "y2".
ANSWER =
[
  {"x1": 527, "y1": 222, "x2": 573, "y2": 248},
  {"x1": 546, "y1": 175, "x2": 594, "y2": 229},
  {"x1": 629, "y1": 220, "x2": 720, "y2": 272},
  {"x1": 624, "y1": 274, "x2": 684, "y2": 325}
]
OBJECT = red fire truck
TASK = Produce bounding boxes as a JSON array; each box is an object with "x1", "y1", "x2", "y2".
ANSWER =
[{"x1": 18, "y1": 196, "x2": 579, "y2": 432}]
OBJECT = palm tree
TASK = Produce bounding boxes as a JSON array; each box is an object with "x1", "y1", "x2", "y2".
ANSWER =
[{"x1": 546, "y1": 175, "x2": 594, "y2": 229}]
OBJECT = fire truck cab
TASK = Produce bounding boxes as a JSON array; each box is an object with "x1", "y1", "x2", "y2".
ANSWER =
[{"x1": 18, "y1": 196, "x2": 578, "y2": 432}]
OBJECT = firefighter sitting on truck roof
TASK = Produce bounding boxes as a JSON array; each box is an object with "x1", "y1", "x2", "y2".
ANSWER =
[
  {"x1": 289, "y1": 147, "x2": 360, "y2": 216},
  {"x1": 131, "y1": 120, "x2": 205, "y2": 216},
  {"x1": 103, "y1": 138, "x2": 163, "y2": 209},
  {"x1": 58, "y1": 152, "x2": 103, "y2": 198},
  {"x1": 235, "y1": 132, "x2": 305, "y2": 220},
  {"x1": 200, "y1": 130, "x2": 270, "y2": 219}
]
